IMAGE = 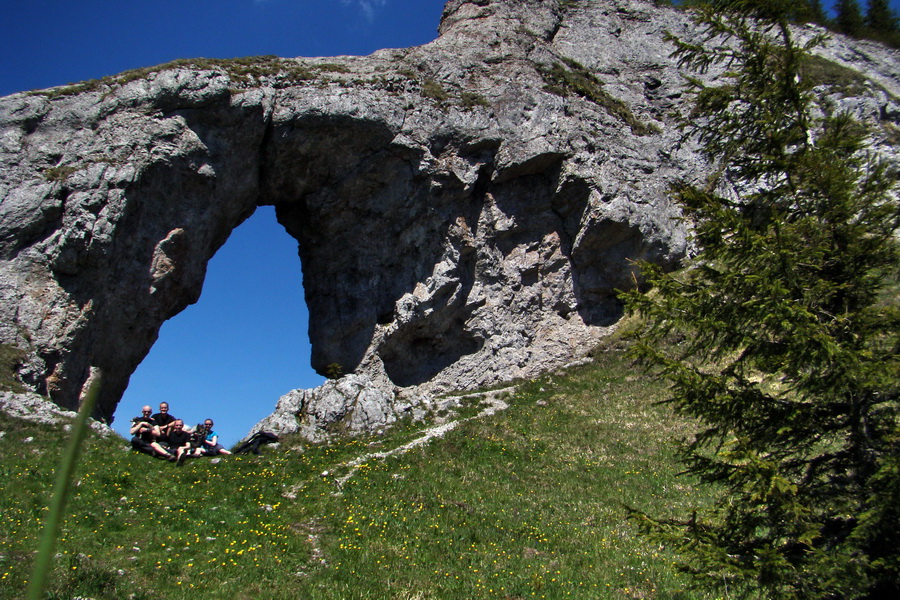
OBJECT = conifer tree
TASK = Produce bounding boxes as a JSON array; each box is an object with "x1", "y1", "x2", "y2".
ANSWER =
[
  {"x1": 836, "y1": 0, "x2": 866, "y2": 35},
  {"x1": 624, "y1": 0, "x2": 900, "y2": 598},
  {"x1": 801, "y1": 0, "x2": 828, "y2": 24},
  {"x1": 866, "y1": 0, "x2": 899, "y2": 33}
]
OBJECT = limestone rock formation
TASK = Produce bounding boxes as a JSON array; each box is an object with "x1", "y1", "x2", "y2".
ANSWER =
[
  {"x1": 0, "y1": 0, "x2": 897, "y2": 435},
  {"x1": 252, "y1": 374, "x2": 415, "y2": 442},
  {"x1": 0, "y1": 390, "x2": 113, "y2": 436}
]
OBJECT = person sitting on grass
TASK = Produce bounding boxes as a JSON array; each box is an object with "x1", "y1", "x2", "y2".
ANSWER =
[
  {"x1": 129, "y1": 406, "x2": 172, "y2": 460},
  {"x1": 151, "y1": 401, "x2": 176, "y2": 436},
  {"x1": 163, "y1": 419, "x2": 194, "y2": 466},
  {"x1": 200, "y1": 419, "x2": 231, "y2": 456}
]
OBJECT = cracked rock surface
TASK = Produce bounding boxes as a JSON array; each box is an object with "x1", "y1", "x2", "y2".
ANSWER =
[{"x1": 0, "y1": 0, "x2": 897, "y2": 434}]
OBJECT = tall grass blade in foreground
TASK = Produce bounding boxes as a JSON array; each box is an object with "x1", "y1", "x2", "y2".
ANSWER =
[{"x1": 26, "y1": 372, "x2": 102, "y2": 600}]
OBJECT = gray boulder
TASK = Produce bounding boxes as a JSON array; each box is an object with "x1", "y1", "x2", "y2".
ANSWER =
[{"x1": 250, "y1": 374, "x2": 414, "y2": 442}]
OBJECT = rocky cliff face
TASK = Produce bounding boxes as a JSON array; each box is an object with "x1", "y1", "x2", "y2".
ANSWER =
[{"x1": 0, "y1": 0, "x2": 897, "y2": 433}]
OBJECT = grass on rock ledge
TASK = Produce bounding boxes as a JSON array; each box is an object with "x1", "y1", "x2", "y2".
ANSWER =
[{"x1": 0, "y1": 344, "x2": 715, "y2": 600}]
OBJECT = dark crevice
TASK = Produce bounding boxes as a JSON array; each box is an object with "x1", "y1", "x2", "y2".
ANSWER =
[{"x1": 256, "y1": 104, "x2": 276, "y2": 205}]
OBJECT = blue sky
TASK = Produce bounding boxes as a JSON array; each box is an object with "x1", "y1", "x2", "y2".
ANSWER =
[
  {"x1": 0, "y1": 0, "x2": 446, "y2": 97},
  {"x1": 0, "y1": 0, "x2": 446, "y2": 446}
]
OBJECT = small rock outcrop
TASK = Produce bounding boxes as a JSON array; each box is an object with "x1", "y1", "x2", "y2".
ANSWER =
[
  {"x1": 0, "y1": 390, "x2": 113, "y2": 436},
  {"x1": 252, "y1": 374, "x2": 413, "y2": 442},
  {"x1": 0, "y1": 0, "x2": 897, "y2": 433}
]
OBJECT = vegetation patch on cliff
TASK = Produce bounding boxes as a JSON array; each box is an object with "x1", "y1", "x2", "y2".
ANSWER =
[
  {"x1": 540, "y1": 58, "x2": 661, "y2": 136},
  {"x1": 26, "y1": 55, "x2": 352, "y2": 99},
  {"x1": 0, "y1": 344, "x2": 25, "y2": 393}
]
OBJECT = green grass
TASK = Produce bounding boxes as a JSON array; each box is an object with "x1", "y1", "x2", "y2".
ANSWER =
[
  {"x1": 802, "y1": 55, "x2": 872, "y2": 97},
  {"x1": 0, "y1": 344, "x2": 26, "y2": 393},
  {"x1": 0, "y1": 344, "x2": 715, "y2": 599},
  {"x1": 420, "y1": 78, "x2": 450, "y2": 103},
  {"x1": 42, "y1": 166, "x2": 78, "y2": 183},
  {"x1": 460, "y1": 91, "x2": 491, "y2": 109}
]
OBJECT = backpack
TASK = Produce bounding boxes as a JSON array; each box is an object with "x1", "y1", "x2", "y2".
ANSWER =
[
  {"x1": 189, "y1": 423, "x2": 209, "y2": 449},
  {"x1": 233, "y1": 431, "x2": 280, "y2": 455}
]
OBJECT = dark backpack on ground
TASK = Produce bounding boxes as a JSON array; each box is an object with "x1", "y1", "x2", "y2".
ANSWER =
[{"x1": 234, "y1": 431, "x2": 279, "y2": 454}]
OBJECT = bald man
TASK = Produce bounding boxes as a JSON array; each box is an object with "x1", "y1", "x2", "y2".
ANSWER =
[{"x1": 129, "y1": 405, "x2": 173, "y2": 460}]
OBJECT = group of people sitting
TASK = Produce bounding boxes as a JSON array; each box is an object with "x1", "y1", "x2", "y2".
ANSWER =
[{"x1": 129, "y1": 402, "x2": 231, "y2": 465}]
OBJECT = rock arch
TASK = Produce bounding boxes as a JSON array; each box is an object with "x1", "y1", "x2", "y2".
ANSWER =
[
  {"x1": 0, "y1": 0, "x2": 730, "y2": 421},
  {"x1": 3, "y1": 0, "x2": 896, "y2": 429}
]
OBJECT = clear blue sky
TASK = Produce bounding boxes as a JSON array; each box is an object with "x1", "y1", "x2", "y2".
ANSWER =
[{"x1": 0, "y1": 0, "x2": 446, "y2": 446}]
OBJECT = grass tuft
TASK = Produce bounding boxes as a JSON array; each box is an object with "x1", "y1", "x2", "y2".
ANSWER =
[
  {"x1": 802, "y1": 55, "x2": 872, "y2": 97},
  {"x1": 421, "y1": 78, "x2": 450, "y2": 103}
]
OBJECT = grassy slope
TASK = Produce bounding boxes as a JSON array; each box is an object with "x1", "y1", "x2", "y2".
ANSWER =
[{"x1": 0, "y1": 344, "x2": 714, "y2": 600}]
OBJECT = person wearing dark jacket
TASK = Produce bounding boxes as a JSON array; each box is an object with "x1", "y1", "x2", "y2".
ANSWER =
[
  {"x1": 129, "y1": 406, "x2": 171, "y2": 460},
  {"x1": 163, "y1": 420, "x2": 193, "y2": 465},
  {"x1": 151, "y1": 402, "x2": 178, "y2": 442}
]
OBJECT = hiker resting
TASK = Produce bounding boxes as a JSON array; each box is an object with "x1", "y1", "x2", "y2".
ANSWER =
[
  {"x1": 129, "y1": 406, "x2": 171, "y2": 460},
  {"x1": 163, "y1": 419, "x2": 194, "y2": 465},
  {"x1": 200, "y1": 419, "x2": 232, "y2": 456},
  {"x1": 151, "y1": 401, "x2": 177, "y2": 439}
]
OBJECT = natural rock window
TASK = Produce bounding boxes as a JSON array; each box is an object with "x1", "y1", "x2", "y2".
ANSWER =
[{"x1": 113, "y1": 206, "x2": 317, "y2": 445}]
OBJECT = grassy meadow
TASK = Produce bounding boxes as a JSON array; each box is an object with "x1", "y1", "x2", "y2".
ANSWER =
[{"x1": 0, "y1": 343, "x2": 716, "y2": 599}]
